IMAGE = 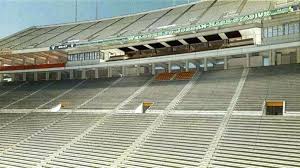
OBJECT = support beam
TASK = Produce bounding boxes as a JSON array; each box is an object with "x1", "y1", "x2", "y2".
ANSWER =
[
  {"x1": 108, "y1": 67, "x2": 112, "y2": 78},
  {"x1": 34, "y1": 72, "x2": 38, "y2": 81},
  {"x1": 168, "y1": 61, "x2": 172, "y2": 73},
  {"x1": 161, "y1": 42, "x2": 171, "y2": 47},
  {"x1": 151, "y1": 63, "x2": 155, "y2": 75},
  {"x1": 11, "y1": 74, "x2": 15, "y2": 82},
  {"x1": 224, "y1": 56, "x2": 228, "y2": 70},
  {"x1": 95, "y1": 68, "x2": 99, "y2": 79},
  {"x1": 269, "y1": 50, "x2": 276, "y2": 66},
  {"x1": 0, "y1": 74, "x2": 3, "y2": 82},
  {"x1": 22, "y1": 73, "x2": 26, "y2": 81},
  {"x1": 197, "y1": 36, "x2": 208, "y2": 42},
  {"x1": 185, "y1": 60, "x2": 189, "y2": 72},
  {"x1": 178, "y1": 39, "x2": 189, "y2": 45},
  {"x1": 276, "y1": 52, "x2": 282, "y2": 65},
  {"x1": 81, "y1": 69, "x2": 86, "y2": 80},
  {"x1": 121, "y1": 66, "x2": 127, "y2": 76},
  {"x1": 219, "y1": 33, "x2": 228, "y2": 40},
  {"x1": 69, "y1": 70, "x2": 74, "y2": 80},
  {"x1": 297, "y1": 47, "x2": 300, "y2": 64},
  {"x1": 56, "y1": 71, "x2": 61, "y2": 80},
  {"x1": 246, "y1": 53, "x2": 250, "y2": 67},
  {"x1": 204, "y1": 57, "x2": 208, "y2": 71},
  {"x1": 45, "y1": 72, "x2": 49, "y2": 81},
  {"x1": 136, "y1": 65, "x2": 140, "y2": 76},
  {"x1": 128, "y1": 47, "x2": 138, "y2": 51},
  {"x1": 144, "y1": 44, "x2": 154, "y2": 50}
]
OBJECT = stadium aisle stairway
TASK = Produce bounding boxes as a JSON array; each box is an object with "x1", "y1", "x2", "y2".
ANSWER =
[
  {"x1": 122, "y1": 80, "x2": 188, "y2": 110},
  {"x1": 176, "y1": 68, "x2": 243, "y2": 111},
  {"x1": 209, "y1": 115, "x2": 300, "y2": 168},
  {"x1": 120, "y1": 114, "x2": 223, "y2": 168},
  {"x1": 0, "y1": 112, "x2": 65, "y2": 152},
  {"x1": 43, "y1": 113, "x2": 157, "y2": 168},
  {"x1": 0, "y1": 82, "x2": 50, "y2": 108},
  {"x1": 235, "y1": 64, "x2": 300, "y2": 112},
  {"x1": 81, "y1": 76, "x2": 151, "y2": 109},
  {"x1": 0, "y1": 113, "x2": 105, "y2": 168},
  {"x1": 11, "y1": 80, "x2": 81, "y2": 109},
  {"x1": 42, "y1": 78, "x2": 118, "y2": 109}
]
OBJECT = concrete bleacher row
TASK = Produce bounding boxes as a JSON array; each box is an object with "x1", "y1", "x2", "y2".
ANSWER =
[
  {"x1": 0, "y1": 64, "x2": 299, "y2": 113},
  {"x1": 235, "y1": 64, "x2": 300, "y2": 112},
  {"x1": 1, "y1": 112, "x2": 299, "y2": 167},
  {"x1": 0, "y1": 0, "x2": 273, "y2": 50}
]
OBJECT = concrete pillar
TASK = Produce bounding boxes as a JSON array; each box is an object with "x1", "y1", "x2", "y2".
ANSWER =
[
  {"x1": 151, "y1": 63, "x2": 156, "y2": 75},
  {"x1": 11, "y1": 74, "x2": 15, "y2": 82},
  {"x1": 81, "y1": 69, "x2": 86, "y2": 79},
  {"x1": 45, "y1": 72, "x2": 49, "y2": 81},
  {"x1": 136, "y1": 65, "x2": 140, "y2": 76},
  {"x1": 0, "y1": 74, "x2": 3, "y2": 82},
  {"x1": 224, "y1": 56, "x2": 228, "y2": 70},
  {"x1": 56, "y1": 71, "x2": 61, "y2": 80},
  {"x1": 108, "y1": 67, "x2": 112, "y2": 78},
  {"x1": 185, "y1": 60, "x2": 189, "y2": 72},
  {"x1": 204, "y1": 57, "x2": 208, "y2": 71},
  {"x1": 269, "y1": 50, "x2": 276, "y2": 66},
  {"x1": 246, "y1": 53, "x2": 250, "y2": 67},
  {"x1": 168, "y1": 62, "x2": 172, "y2": 73},
  {"x1": 69, "y1": 70, "x2": 74, "y2": 80},
  {"x1": 22, "y1": 73, "x2": 27, "y2": 81},
  {"x1": 34, "y1": 72, "x2": 38, "y2": 81},
  {"x1": 122, "y1": 66, "x2": 126, "y2": 76},
  {"x1": 34, "y1": 58, "x2": 37, "y2": 64},
  {"x1": 276, "y1": 52, "x2": 282, "y2": 65},
  {"x1": 297, "y1": 47, "x2": 300, "y2": 64},
  {"x1": 95, "y1": 68, "x2": 99, "y2": 79}
]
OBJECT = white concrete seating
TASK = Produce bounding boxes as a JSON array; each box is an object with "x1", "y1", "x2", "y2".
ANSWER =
[
  {"x1": 122, "y1": 80, "x2": 188, "y2": 110},
  {"x1": 0, "y1": 112, "x2": 65, "y2": 152},
  {"x1": 0, "y1": 82, "x2": 25, "y2": 95},
  {"x1": 121, "y1": 114, "x2": 223, "y2": 168},
  {"x1": 81, "y1": 76, "x2": 150, "y2": 109},
  {"x1": 0, "y1": 27, "x2": 55, "y2": 49},
  {"x1": 235, "y1": 64, "x2": 300, "y2": 112},
  {"x1": 0, "y1": 113, "x2": 24, "y2": 128},
  {"x1": 197, "y1": 0, "x2": 242, "y2": 24},
  {"x1": 43, "y1": 78, "x2": 118, "y2": 109},
  {"x1": 240, "y1": 0, "x2": 271, "y2": 16},
  {"x1": 11, "y1": 80, "x2": 81, "y2": 109},
  {"x1": 176, "y1": 69, "x2": 242, "y2": 111},
  {"x1": 209, "y1": 115, "x2": 300, "y2": 168},
  {"x1": 0, "y1": 81, "x2": 50, "y2": 108},
  {"x1": 44, "y1": 113, "x2": 157, "y2": 168},
  {"x1": 0, "y1": 28, "x2": 37, "y2": 47},
  {"x1": 0, "y1": 112, "x2": 105, "y2": 168}
]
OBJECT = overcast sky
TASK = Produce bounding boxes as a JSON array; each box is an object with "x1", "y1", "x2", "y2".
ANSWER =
[{"x1": 0, "y1": 0, "x2": 198, "y2": 39}]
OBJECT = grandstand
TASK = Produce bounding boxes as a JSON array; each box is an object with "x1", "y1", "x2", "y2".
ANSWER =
[{"x1": 0, "y1": 0, "x2": 300, "y2": 167}]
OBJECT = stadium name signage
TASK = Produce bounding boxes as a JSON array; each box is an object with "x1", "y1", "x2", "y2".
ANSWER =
[
  {"x1": 128, "y1": 6, "x2": 294, "y2": 41},
  {"x1": 76, "y1": 5, "x2": 296, "y2": 47},
  {"x1": 50, "y1": 43, "x2": 77, "y2": 50}
]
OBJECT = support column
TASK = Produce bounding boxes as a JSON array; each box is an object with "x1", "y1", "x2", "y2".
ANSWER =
[
  {"x1": 56, "y1": 71, "x2": 61, "y2": 80},
  {"x1": 246, "y1": 53, "x2": 250, "y2": 67},
  {"x1": 34, "y1": 72, "x2": 38, "y2": 81},
  {"x1": 185, "y1": 60, "x2": 189, "y2": 72},
  {"x1": 204, "y1": 57, "x2": 208, "y2": 71},
  {"x1": 0, "y1": 74, "x2": 3, "y2": 82},
  {"x1": 136, "y1": 65, "x2": 140, "y2": 76},
  {"x1": 22, "y1": 73, "x2": 27, "y2": 81},
  {"x1": 11, "y1": 74, "x2": 15, "y2": 82},
  {"x1": 121, "y1": 66, "x2": 126, "y2": 76},
  {"x1": 95, "y1": 68, "x2": 99, "y2": 79},
  {"x1": 168, "y1": 62, "x2": 172, "y2": 73},
  {"x1": 269, "y1": 50, "x2": 276, "y2": 66},
  {"x1": 69, "y1": 70, "x2": 74, "y2": 80},
  {"x1": 276, "y1": 52, "x2": 282, "y2": 65},
  {"x1": 45, "y1": 72, "x2": 49, "y2": 81},
  {"x1": 108, "y1": 67, "x2": 112, "y2": 78},
  {"x1": 81, "y1": 69, "x2": 86, "y2": 80},
  {"x1": 151, "y1": 63, "x2": 156, "y2": 75},
  {"x1": 224, "y1": 56, "x2": 228, "y2": 70},
  {"x1": 297, "y1": 47, "x2": 300, "y2": 64}
]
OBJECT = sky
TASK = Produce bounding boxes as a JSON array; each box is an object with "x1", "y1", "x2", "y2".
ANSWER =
[{"x1": 0, "y1": 0, "x2": 198, "y2": 39}]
